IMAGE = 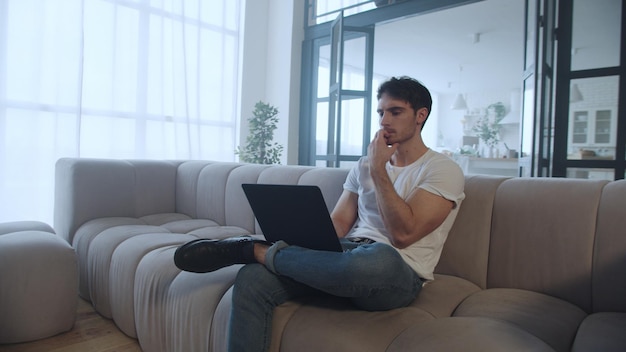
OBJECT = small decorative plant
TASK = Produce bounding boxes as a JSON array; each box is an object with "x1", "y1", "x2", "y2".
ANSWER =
[
  {"x1": 472, "y1": 102, "x2": 506, "y2": 148},
  {"x1": 235, "y1": 101, "x2": 283, "y2": 164}
]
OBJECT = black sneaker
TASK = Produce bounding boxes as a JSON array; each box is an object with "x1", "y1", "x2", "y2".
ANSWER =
[{"x1": 174, "y1": 236, "x2": 270, "y2": 273}]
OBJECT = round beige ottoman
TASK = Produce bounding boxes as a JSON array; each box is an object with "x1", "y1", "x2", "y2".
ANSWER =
[{"x1": 0, "y1": 221, "x2": 78, "y2": 344}]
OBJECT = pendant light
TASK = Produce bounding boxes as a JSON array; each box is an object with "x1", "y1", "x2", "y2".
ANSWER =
[
  {"x1": 451, "y1": 93, "x2": 468, "y2": 110},
  {"x1": 450, "y1": 65, "x2": 468, "y2": 110}
]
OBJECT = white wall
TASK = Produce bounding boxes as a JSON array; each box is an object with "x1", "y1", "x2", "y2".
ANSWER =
[{"x1": 239, "y1": 0, "x2": 304, "y2": 165}]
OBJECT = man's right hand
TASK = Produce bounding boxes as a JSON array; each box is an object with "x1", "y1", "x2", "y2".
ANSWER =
[{"x1": 368, "y1": 129, "x2": 397, "y2": 172}]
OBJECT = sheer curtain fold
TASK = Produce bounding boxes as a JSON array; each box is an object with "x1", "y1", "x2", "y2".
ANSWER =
[{"x1": 0, "y1": 0, "x2": 241, "y2": 223}]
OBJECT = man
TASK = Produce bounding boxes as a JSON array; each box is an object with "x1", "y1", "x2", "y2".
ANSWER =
[{"x1": 174, "y1": 76, "x2": 465, "y2": 352}]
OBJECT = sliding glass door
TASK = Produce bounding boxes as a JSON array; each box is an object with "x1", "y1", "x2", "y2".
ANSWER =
[{"x1": 320, "y1": 12, "x2": 374, "y2": 168}]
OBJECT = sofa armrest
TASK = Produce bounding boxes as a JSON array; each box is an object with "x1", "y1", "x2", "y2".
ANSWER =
[{"x1": 54, "y1": 158, "x2": 181, "y2": 243}]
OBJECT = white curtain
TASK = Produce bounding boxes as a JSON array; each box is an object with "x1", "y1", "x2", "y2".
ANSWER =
[{"x1": 0, "y1": 0, "x2": 242, "y2": 224}]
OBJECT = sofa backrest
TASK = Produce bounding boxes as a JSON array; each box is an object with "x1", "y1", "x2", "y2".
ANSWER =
[
  {"x1": 436, "y1": 175, "x2": 509, "y2": 289},
  {"x1": 487, "y1": 177, "x2": 608, "y2": 313},
  {"x1": 174, "y1": 162, "x2": 350, "y2": 234},
  {"x1": 592, "y1": 179, "x2": 626, "y2": 313},
  {"x1": 174, "y1": 161, "x2": 266, "y2": 231},
  {"x1": 55, "y1": 159, "x2": 350, "y2": 243}
]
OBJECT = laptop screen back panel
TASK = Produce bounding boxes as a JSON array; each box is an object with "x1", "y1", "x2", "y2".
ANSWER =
[{"x1": 242, "y1": 184, "x2": 343, "y2": 252}]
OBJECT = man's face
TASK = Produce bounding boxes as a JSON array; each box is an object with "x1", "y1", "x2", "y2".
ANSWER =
[{"x1": 376, "y1": 93, "x2": 422, "y2": 145}]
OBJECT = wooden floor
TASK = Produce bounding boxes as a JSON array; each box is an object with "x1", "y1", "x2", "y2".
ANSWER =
[{"x1": 0, "y1": 299, "x2": 142, "y2": 352}]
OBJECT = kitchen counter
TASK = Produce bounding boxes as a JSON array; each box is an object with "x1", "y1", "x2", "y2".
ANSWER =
[{"x1": 452, "y1": 155, "x2": 519, "y2": 177}]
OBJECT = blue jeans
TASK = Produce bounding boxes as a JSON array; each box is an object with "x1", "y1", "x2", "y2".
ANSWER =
[{"x1": 228, "y1": 239, "x2": 423, "y2": 352}]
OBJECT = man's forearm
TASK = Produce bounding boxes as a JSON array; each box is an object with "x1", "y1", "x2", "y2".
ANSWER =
[{"x1": 370, "y1": 167, "x2": 416, "y2": 248}]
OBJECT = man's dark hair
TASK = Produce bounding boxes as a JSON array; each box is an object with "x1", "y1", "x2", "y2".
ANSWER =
[{"x1": 377, "y1": 76, "x2": 432, "y2": 129}]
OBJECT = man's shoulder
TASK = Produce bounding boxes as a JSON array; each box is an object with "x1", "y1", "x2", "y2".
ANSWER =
[
  {"x1": 424, "y1": 150, "x2": 462, "y2": 169},
  {"x1": 421, "y1": 150, "x2": 465, "y2": 182}
]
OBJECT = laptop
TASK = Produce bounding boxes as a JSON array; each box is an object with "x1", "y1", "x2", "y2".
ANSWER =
[{"x1": 241, "y1": 184, "x2": 343, "y2": 252}]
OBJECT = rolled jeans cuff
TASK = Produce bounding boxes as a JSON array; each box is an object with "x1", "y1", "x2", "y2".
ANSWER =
[{"x1": 264, "y1": 240, "x2": 289, "y2": 274}]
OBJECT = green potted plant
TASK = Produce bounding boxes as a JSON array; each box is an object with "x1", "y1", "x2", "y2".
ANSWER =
[
  {"x1": 235, "y1": 101, "x2": 283, "y2": 164},
  {"x1": 472, "y1": 102, "x2": 506, "y2": 155}
]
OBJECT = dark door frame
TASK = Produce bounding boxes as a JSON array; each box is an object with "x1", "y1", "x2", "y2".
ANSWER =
[{"x1": 551, "y1": 0, "x2": 626, "y2": 179}]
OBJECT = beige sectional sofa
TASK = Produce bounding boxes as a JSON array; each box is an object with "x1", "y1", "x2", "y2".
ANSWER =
[{"x1": 54, "y1": 158, "x2": 626, "y2": 351}]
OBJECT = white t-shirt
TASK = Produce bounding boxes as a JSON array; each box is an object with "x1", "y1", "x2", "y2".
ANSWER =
[{"x1": 343, "y1": 149, "x2": 465, "y2": 280}]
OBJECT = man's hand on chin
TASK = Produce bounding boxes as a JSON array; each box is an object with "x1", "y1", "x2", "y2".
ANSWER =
[{"x1": 368, "y1": 129, "x2": 397, "y2": 171}]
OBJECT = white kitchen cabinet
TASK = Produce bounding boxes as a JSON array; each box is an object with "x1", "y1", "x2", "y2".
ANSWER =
[{"x1": 570, "y1": 108, "x2": 616, "y2": 147}]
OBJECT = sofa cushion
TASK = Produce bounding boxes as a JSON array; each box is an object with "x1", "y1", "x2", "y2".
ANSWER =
[
  {"x1": 134, "y1": 246, "x2": 183, "y2": 352},
  {"x1": 592, "y1": 180, "x2": 626, "y2": 312},
  {"x1": 487, "y1": 178, "x2": 607, "y2": 312},
  {"x1": 73, "y1": 217, "x2": 146, "y2": 298},
  {"x1": 166, "y1": 265, "x2": 242, "y2": 352},
  {"x1": 454, "y1": 288, "x2": 587, "y2": 351},
  {"x1": 88, "y1": 224, "x2": 172, "y2": 318},
  {"x1": 572, "y1": 312, "x2": 626, "y2": 352},
  {"x1": 76, "y1": 214, "x2": 252, "y2": 325},
  {"x1": 54, "y1": 158, "x2": 181, "y2": 243},
  {"x1": 386, "y1": 317, "x2": 554, "y2": 351},
  {"x1": 278, "y1": 296, "x2": 433, "y2": 352},
  {"x1": 408, "y1": 274, "x2": 481, "y2": 318},
  {"x1": 110, "y1": 233, "x2": 197, "y2": 338}
]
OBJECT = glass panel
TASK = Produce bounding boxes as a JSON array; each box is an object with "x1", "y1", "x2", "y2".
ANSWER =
[
  {"x1": 82, "y1": 2, "x2": 139, "y2": 111},
  {"x1": 342, "y1": 35, "x2": 366, "y2": 90},
  {"x1": 317, "y1": 44, "x2": 331, "y2": 98},
  {"x1": 524, "y1": 0, "x2": 536, "y2": 71},
  {"x1": 198, "y1": 125, "x2": 236, "y2": 161},
  {"x1": 339, "y1": 160, "x2": 358, "y2": 169},
  {"x1": 80, "y1": 115, "x2": 136, "y2": 158},
  {"x1": 567, "y1": 168, "x2": 614, "y2": 180},
  {"x1": 316, "y1": 101, "x2": 329, "y2": 155},
  {"x1": 340, "y1": 98, "x2": 365, "y2": 155},
  {"x1": 543, "y1": 0, "x2": 555, "y2": 67},
  {"x1": 4, "y1": 109, "x2": 78, "y2": 161},
  {"x1": 200, "y1": 0, "x2": 223, "y2": 26},
  {"x1": 370, "y1": 76, "x2": 384, "y2": 140},
  {"x1": 310, "y1": 0, "x2": 376, "y2": 26},
  {"x1": 571, "y1": 0, "x2": 621, "y2": 70},
  {"x1": 567, "y1": 76, "x2": 619, "y2": 160},
  {"x1": 2, "y1": 109, "x2": 75, "y2": 222},
  {"x1": 5, "y1": 0, "x2": 82, "y2": 105}
]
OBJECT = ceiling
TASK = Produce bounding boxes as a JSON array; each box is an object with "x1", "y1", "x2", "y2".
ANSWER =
[{"x1": 372, "y1": 0, "x2": 525, "y2": 95}]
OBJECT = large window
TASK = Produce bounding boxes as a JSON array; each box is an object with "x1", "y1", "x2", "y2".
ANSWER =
[{"x1": 0, "y1": 0, "x2": 242, "y2": 222}]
